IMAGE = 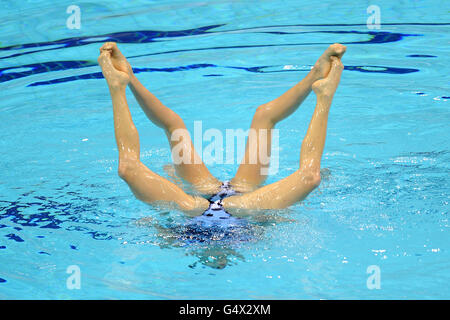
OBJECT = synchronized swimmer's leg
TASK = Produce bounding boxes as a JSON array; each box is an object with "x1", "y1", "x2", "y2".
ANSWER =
[
  {"x1": 98, "y1": 48, "x2": 209, "y2": 216},
  {"x1": 99, "y1": 42, "x2": 222, "y2": 195},
  {"x1": 231, "y1": 44, "x2": 346, "y2": 193},
  {"x1": 98, "y1": 42, "x2": 345, "y2": 215},
  {"x1": 223, "y1": 56, "x2": 344, "y2": 215}
]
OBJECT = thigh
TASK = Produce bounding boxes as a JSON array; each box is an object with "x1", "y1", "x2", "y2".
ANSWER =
[
  {"x1": 120, "y1": 160, "x2": 210, "y2": 216},
  {"x1": 165, "y1": 124, "x2": 222, "y2": 195},
  {"x1": 230, "y1": 107, "x2": 274, "y2": 193},
  {"x1": 223, "y1": 169, "x2": 320, "y2": 215}
]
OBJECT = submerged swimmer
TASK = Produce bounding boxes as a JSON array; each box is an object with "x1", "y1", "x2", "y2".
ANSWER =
[{"x1": 98, "y1": 42, "x2": 346, "y2": 220}]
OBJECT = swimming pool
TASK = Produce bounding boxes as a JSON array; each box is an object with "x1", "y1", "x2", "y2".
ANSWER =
[{"x1": 0, "y1": 0, "x2": 449, "y2": 299}]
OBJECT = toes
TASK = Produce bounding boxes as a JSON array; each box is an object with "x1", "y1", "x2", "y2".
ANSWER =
[
  {"x1": 329, "y1": 43, "x2": 346, "y2": 58},
  {"x1": 336, "y1": 45, "x2": 346, "y2": 57},
  {"x1": 99, "y1": 48, "x2": 112, "y2": 55},
  {"x1": 100, "y1": 42, "x2": 118, "y2": 53},
  {"x1": 104, "y1": 41, "x2": 117, "y2": 48}
]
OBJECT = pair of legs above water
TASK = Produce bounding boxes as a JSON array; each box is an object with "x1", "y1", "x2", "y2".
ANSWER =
[{"x1": 97, "y1": 42, "x2": 346, "y2": 217}]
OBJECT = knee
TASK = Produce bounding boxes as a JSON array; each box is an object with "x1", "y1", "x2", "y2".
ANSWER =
[
  {"x1": 301, "y1": 170, "x2": 321, "y2": 189},
  {"x1": 177, "y1": 196, "x2": 209, "y2": 214},
  {"x1": 165, "y1": 112, "x2": 185, "y2": 133},
  {"x1": 118, "y1": 160, "x2": 139, "y2": 180},
  {"x1": 253, "y1": 103, "x2": 275, "y2": 125}
]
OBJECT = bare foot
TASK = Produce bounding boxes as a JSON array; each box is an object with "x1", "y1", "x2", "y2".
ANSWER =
[
  {"x1": 98, "y1": 50, "x2": 130, "y2": 89},
  {"x1": 99, "y1": 42, "x2": 133, "y2": 77},
  {"x1": 312, "y1": 43, "x2": 346, "y2": 80},
  {"x1": 312, "y1": 56, "x2": 344, "y2": 99}
]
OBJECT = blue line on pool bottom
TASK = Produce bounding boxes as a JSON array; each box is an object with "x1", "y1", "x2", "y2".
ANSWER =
[
  {"x1": 0, "y1": 26, "x2": 422, "y2": 85},
  {"x1": 0, "y1": 24, "x2": 421, "y2": 60},
  {"x1": 0, "y1": 62, "x2": 420, "y2": 87}
]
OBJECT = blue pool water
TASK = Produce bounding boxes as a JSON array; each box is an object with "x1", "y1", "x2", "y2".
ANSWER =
[{"x1": 0, "y1": 0, "x2": 449, "y2": 299}]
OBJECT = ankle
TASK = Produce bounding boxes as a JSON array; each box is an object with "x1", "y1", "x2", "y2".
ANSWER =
[
  {"x1": 129, "y1": 73, "x2": 138, "y2": 86},
  {"x1": 109, "y1": 84, "x2": 127, "y2": 95},
  {"x1": 316, "y1": 96, "x2": 333, "y2": 107}
]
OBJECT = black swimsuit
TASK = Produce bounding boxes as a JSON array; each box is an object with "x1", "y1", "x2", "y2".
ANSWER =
[
  {"x1": 190, "y1": 181, "x2": 243, "y2": 228},
  {"x1": 171, "y1": 181, "x2": 253, "y2": 245}
]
